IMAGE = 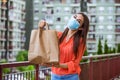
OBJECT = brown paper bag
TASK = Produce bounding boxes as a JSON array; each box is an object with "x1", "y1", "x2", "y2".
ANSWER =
[{"x1": 28, "y1": 25, "x2": 59, "y2": 65}]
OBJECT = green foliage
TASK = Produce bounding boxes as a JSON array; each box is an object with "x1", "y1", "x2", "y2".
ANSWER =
[
  {"x1": 108, "y1": 47, "x2": 112, "y2": 53},
  {"x1": 83, "y1": 49, "x2": 88, "y2": 56},
  {"x1": 104, "y1": 40, "x2": 109, "y2": 54},
  {"x1": 117, "y1": 44, "x2": 120, "y2": 53},
  {"x1": 46, "y1": 76, "x2": 51, "y2": 80},
  {"x1": 0, "y1": 59, "x2": 7, "y2": 63},
  {"x1": 97, "y1": 38, "x2": 103, "y2": 55},
  {"x1": 0, "y1": 59, "x2": 10, "y2": 74},
  {"x1": 26, "y1": 65, "x2": 35, "y2": 71},
  {"x1": 16, "y1": 50, "x2": 35, "y2": 72},
  {"x1": 112, "y1": 47, "x2": 116, "y2": 53},
  {"x1": 3, "y1": 68, "x2": 10, "y2": 74},
  {"x1": 16, "y1": 50, "x2": 28, "y2": 61}
]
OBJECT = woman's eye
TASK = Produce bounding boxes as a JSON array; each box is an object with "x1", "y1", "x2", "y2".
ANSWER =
[
  {"x1": 77, "y1": 20, "x2": 80, "y2": 24},
  {"x1": 74, "y1": 15, "x2": 77, "y2": 18}
]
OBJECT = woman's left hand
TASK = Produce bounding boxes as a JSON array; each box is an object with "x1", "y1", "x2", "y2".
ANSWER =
[{"x1": 41, "y1": 63, "x2": 60, "y2": 67}]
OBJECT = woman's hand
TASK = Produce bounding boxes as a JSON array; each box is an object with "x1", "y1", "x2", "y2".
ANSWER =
[
  {"x1": 54, "y1": 63, "x2": 68, "y2": 68},
  {"x1": 41, "y1": 63, "x2": 68, "y2": 68},
  {"x1": 38, "y1": 20, "x2": 46, "y2": 28}
]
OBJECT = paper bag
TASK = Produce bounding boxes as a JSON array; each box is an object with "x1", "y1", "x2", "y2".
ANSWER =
[{"x1": 28, "y1": 25, "x2": 59, "y2": 65}]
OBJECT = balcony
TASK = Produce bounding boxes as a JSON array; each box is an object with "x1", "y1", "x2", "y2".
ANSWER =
[
  {"x1": 9, "y1": 6, "x2": 14, "y2": 9},
  {"x1": 0, "y1": 53, "x2": 120, "y2": 80},
  {"x1": 115, "y1": 28, "x2": 120, "y2": 32},
  {"x1": 1, "y1": 3, "x2": 7, "y2": 9},
  {"x1": 87, "y1": 38, "x2": 96, "y2": 41}
]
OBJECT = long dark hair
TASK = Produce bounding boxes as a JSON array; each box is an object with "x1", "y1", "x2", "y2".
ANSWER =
[{"x1": 59, "y1": 13, "x2": 89, "y2": 58}]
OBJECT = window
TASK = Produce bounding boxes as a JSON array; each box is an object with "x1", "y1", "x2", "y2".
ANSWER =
[
  {"x1": 56, "y1": 7, "x2": 61, "y2": 13},
  {"x1": 64, "y1": 17, "x2": 69, "y2": 21},
  {"x1": 116, "y1": 16, "x2": 120, "y2": 23},
  {"x1": 99, "y1": 34, "x2": 104, "y2": 40},
  {"x1": 55, "y1": 25, "x2": 61, "y2": 31},
  {"x1": 64, "y1": 7, "x2": 70, "y2": 13},
  {"x1": 42, "y1": 8, "x2": 47, "y2": 13},
  {"x1": 34, "y1": 17, "x2": 39, "y2": 22},
  {"x1": 89, "y1": 7, "x2": 96, "y2": 13},
  {"x1": 91, "y1": 16, "x2": 96, "y2": 23},
  {"x1": 89, "y1": 25, "x2": 95, "y2": 32},
  {"x1": 107, "y1": 35, "x2": 112, "y2": 40},
  {"x1": 34, "y1": 8, "x2": 39, "y2": 13},
  {"x1": 107, "y1": 25, "x2": 113, "y2": 30},
  {"x1": 108, "y1": 0, "x2": 114, "y2": 3},
  {"x1": 99, "y1": 16, "x2": 104, "y2": 22},
  {"x1": 108, "y1": 16, "x2": 113, "y2": 22},
  {"x1": 91, "y1": 0, "x2": 97, "y2": 3},
  {"x1": 108, "y1": 7, "x2": 114, "y2": 13},
  {"x1": 98, "y1": 25, "x2": 104, "y2": 30},
  {"x1": 116, "y1": 7, "x2": 120, "y2": 13},
  {"x1": 56, "y1": 17, "x2": 61, "y2": 22},
  {"x1": 34, "y1": 0, "x2": 39, "y2": 3},
  {"x1": 99, "y1": 7, "x2": 104, "y2": 13}
]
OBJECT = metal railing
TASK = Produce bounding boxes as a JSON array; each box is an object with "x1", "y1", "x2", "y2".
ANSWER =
[
  {"x1": 80, "y1": 53, "x2": 120, "y2": 80},
  {"x1": 0, "y1": 53, "x2": 120, "y2": 80}
]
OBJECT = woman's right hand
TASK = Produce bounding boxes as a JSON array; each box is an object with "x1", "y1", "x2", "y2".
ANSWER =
[{"x1": 38, "y1": 20, "x2": 46, "y2": 28}]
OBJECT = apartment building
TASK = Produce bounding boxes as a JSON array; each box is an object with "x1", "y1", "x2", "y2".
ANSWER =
[
  {"x1": 0, "y1": 0, "x2": 26, "y2": 62},
  {"x1": 87, "y1": 0, "x2": 120, "y2": 53},
  {"x1": 0, "y1": 0, "x2": 7, "y2": 60},
  {"x1": 26, "y1": 0, "x2": 120, "y2": 54}
]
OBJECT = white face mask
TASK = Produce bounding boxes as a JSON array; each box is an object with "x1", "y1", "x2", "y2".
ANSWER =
[{"x1": 67, "y1": 17, "x2": 80, "y2": 30}]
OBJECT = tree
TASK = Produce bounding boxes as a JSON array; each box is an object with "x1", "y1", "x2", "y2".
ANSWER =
[
  {"x1": 108, "y1": 47, "x2": 112, "y2": 53},
  {"x1": 83, "y1": 49, "x2": 88, "y2": 56},
  {"x1": 97, "y1": 38, "x2": 103, "y2": 55},
  {"x1": 117, "y1": 44, "x2": 120, "y2": 53},
  {"x1": 104, "y1": 40, "x2": 109, "y2": 54},
  {"x1": 112, "y1": 47, "x2": 116, "y2": 53}
]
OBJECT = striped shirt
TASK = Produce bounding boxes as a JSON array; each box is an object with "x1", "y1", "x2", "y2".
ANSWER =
[{"x1": 52, "y1": 32, "x2": 86, "y2": 75}]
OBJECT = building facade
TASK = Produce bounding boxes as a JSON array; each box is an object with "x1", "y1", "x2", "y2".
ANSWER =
[
  {"x1": 0, "y1": 0, "x2": 7, "y2": 60},
  {"x1": 0, "y1": 0, "x2": 26, "y2": 62},
  {"x1": 32, "y1": 0, "x2": 120, "y2": 54},
  {"x1": 87, "y1": 0, "x2": 120, "y2": 54}
]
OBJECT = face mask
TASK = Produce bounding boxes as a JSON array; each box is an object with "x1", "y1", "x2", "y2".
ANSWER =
[{"x1": 67, "y1": 17, "x2": 80, "y2": 30}]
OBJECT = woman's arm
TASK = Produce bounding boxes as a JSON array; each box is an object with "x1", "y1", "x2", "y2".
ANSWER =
[{"x1": 55, "y1": 42, "x2": 86, "y2": 72}]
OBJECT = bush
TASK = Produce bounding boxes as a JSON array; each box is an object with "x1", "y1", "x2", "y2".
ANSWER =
[
  {"x1": 0, "y1": 59, "x2": 10, "y2": 74},
  {"x1": 16, "y1": 50, "x2": 28, "y2": 61},
  {"x1": 16, "y1": 50, "x2": 35, "y2": 72}
]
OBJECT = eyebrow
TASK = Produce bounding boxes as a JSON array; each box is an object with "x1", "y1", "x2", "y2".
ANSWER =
[{"x1": 74, "y1": 14, "x2": 83, "y2": 23}]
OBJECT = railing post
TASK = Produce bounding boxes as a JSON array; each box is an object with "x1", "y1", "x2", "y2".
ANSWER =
[
  {"x1": 89, "y1": 58, "x2": 93, "y2": 80},
  {"x1": 0, "y1": 66, "x2": 2, "y2": 80},
  {"x1": 35, "y1": 64, "x2": 39, "y2": 80},
  {"x1": 107, "y1": 57, "x2": 110, "y2": 80}
]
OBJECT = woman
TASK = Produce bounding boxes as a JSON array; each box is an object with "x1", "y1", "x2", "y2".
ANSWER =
[{"x1": 39, "y1": 12, "x2": 89, "y2": 80}]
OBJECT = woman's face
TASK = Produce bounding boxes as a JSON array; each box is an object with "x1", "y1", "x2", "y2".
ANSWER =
[{"x1": 74, "y1": 14, "x2": 84, "y2": 27}]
